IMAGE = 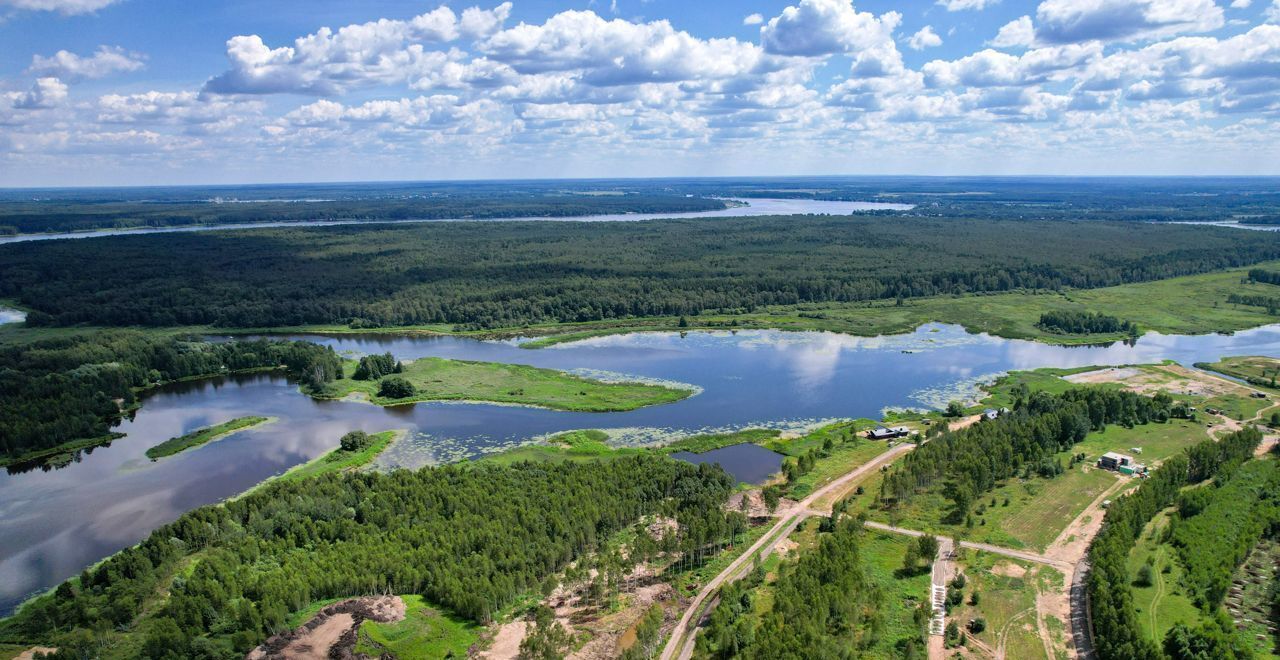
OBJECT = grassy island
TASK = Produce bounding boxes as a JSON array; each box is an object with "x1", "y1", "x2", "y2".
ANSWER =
[
  {"x1": 144, "y1": 416, "x2": 271, "y2": 460},
  {"x1": 316, "y1": 356, "x2": 694, "y2": 411}
]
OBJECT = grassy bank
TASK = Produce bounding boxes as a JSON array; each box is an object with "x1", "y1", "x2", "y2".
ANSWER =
[
  {"x1": 0, "y1": 432, "x2": 124, "y2": 469},
  {"x1": 516, "y1": 262, "x2": 1280, "y2": 348},
  {"x1": 317, "y1": 357, "x2": 694, "y2": 412},
  {"x1": 234, "y1": 430, "x2": 404, "y2": 499},
  {"x1": 1196, "y1": 355, "x2": 1280, "y2": 392},
  {"x1": 144, "y1": 416, "x2": 271, "y2": 460},
  {"x1": 4, "y1": 262, "x2": 1277, "y2": 350}
]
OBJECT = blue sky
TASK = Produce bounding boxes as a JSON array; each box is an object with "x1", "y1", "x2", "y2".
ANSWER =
[{"x1": 1, "y1": 0, "x2": 1278, "y2": 185}]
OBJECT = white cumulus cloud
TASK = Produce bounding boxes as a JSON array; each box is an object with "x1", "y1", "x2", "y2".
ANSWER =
[
  {"x1": 1034, "y1": 0, "x2": 1224, "y2": 44},
  {"x1": 992, "y1": 16, "x2": 1036, "y2": 47},
  {"x1": 937, "y1": 0, "x2": 1000, "y2": 11},
  {"x1": 202, "y1": 4, "x2": 512, "y2": 95},
  {"x1": 28, "y1": 46, "x2": 145, "y2": 81},
  {"x1": 908, "y1": 26, "x2": 944, "y2": 50},
  {"x1": 760, "y1": 0, "x2": 901, "y2": 58},
  {"x1": 0, "y1": 0, "x2": 120, "y2": 15}
]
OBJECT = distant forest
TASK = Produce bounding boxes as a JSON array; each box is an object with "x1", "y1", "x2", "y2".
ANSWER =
[
  {"x1": 1, "y1": 217, "x2": 1277, "y2": 329},
  {"x1": 4, "y1": 177, "x2": 1280, "y2": 234},
  {"x1": 0, "y1": 193, "x2": 724, "y2": 234}
]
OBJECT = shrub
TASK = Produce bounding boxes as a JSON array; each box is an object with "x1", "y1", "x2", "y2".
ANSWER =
[{"x1": 378, "y1": 376, "x2": 416, "y2": 399}]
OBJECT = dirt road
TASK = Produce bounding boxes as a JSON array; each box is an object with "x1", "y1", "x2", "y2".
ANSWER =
[{"x1": 659, "y1": 442, "x2": 914, "y2": 660}]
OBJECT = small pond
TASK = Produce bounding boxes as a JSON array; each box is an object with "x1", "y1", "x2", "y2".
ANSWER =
[{"x1": 670, "y1": 444, "x2": 787, "y2": 485}]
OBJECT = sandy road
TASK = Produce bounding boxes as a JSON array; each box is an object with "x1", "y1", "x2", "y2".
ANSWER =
[{"x1": 659, "y1": 441, "x2": 915, "y2": 660}]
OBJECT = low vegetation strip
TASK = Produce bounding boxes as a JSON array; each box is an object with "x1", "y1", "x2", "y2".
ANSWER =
[
  {"x1": 268, "y1": 430, "x2": 403, "y2": 484},
  {"x1": 144, "y1": 416, "x2": 270, "y2": 460},
  {"x1": 315, "y1": 356, "x2": 694, "y2": 412}
]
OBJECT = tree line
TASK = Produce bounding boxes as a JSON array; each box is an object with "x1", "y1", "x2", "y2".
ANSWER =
[
  {"x1": 2, "y1": 217, "x2": 1277, "y2": 329},
  {"x1": 1086, "y1": 427, "x2": 1263, "y2": 660},
  {"x1": 698, "y1": 518, "x2": 890, "y2": 659},
  {"x1": 1036, "y1": 310, "x2": 1136, "y2": 335},
  {"x1": 879, "y1": 388, "x2": 1177, "y2": 520},
  {"x1": 1248, "y1": 269, "x2": 1280, "y2": 286},
  {"x1": 0, "y1": 331, "x2": 342, "y2": 463},
  {"x1": 0, "y1": 456, "x2": 734, "y2": 659}
]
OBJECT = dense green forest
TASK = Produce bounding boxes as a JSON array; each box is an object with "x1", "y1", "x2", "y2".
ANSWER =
[
  {"x1": 2, "y1": 217, "x2": 1277, "y2": 329},
  {"x1": 0, "y1": 331, "x2": 341, "y2": 464},
  {"x1": 1086, "y1": 428, "x2": 1264, "y2": 660},
  {"x1": 0, "y1": 192, "x2": 725, "y2": 234},
  {"x1": 1036, "y1": 310, "x2": 1136, "y2": 335},
  {"x1": 879, "y1": 387, "x2": 1176, "y2": 519},
  {"x1": 730, "y1": 519, "x2": 883, "y2": 658},
  {"x1": 0, "y1": 456, "x2": 735, "y2": 659}
]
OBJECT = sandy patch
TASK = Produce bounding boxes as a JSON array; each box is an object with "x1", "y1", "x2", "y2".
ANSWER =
[
  {"x1": 1069, "y1": 364, "x2": 1251, "y2": 400},
  {"x1": 481, "y1": 620, "x2": 530, "y2": 659},
  {"x1": 990, "y1": 561, "x2": 1027, "y2": 579},
  {"x1": 725, "y1": 491, "x2": 773, "y2": 520},
  {"x1": 14, "y1": 648, "x2": 57, "y2": 660},
  {"x1": 248, "y1": 595, "x2": 405, "y2": 660},
  {"x1": 774, "y1": 538, "x2": 800, "y2": 557},
  {"x1": 1063, "y1": 367, "x2": 1141, "y2": 385}
]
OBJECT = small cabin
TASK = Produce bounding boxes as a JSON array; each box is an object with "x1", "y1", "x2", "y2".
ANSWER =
[
  {"x1": 868, "y1": 426, "x2": 910, "y2": 440},
  {"x1": 1098, "y1": 452, "x2": 1133, "y2": 471},
  {"x1": 981, "y1": 407, "x2": 1009, "y2": 421}
]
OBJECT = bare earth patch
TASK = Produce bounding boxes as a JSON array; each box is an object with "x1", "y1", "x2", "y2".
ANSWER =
[
  {"x1": 14, "y1": 648, "x2": 58, "y2": 660},
  {"x1": 990, "y1": 561, "x2": 1027, "y2": 579},
  {"x1": 248, "y1": 595, "x2": 405, "y2": 660}
]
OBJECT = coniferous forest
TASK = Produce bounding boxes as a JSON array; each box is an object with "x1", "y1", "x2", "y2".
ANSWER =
[
  {"x1": 2, "y1": 217, "x2": 1277, "y2": 329},
  {"x1": 0, "y1": 332, "x2": 342, "y2": 463},
  {"x1": 0, "y1": 457, "x2": 735, "y2": 659}
]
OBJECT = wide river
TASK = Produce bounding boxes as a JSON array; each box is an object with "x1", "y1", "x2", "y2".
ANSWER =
[
  {"x1": 0, "y1": 198, "x2": 912, "y2": 245},
  {"x1": 2, "y1": 323, "x2": 1280, "y2": 612}
]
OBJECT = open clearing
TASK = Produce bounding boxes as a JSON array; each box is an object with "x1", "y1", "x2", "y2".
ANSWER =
[
  {"x1": 1126, "y1": 509, "x2": 1202, "y2": 645},
  {"x1": 946, "y1": 552, "x2": 1066, "y2": 660}
]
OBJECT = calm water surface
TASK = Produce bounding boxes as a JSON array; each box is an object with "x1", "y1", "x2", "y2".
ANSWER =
[
  {"x1": 671, "y1": 444, "x2": 786, "y2": 485},
  {"x1": 0, "y1": 198, "x2": 913, "y2": 245},
  {"x1": 2, "y1": 322, "x2": 1279, "y2": 611}
]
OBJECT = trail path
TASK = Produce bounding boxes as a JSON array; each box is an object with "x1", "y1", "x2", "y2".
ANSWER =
[{"x1": 659, "y1": 442, "x2": 914, "y2": 660}]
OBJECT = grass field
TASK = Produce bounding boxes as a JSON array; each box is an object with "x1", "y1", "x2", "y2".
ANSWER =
[
  {"x1": 319, "y1": 356, "x2": 694, "y2": 411},
  {"x1": 355, "y1": 595, "x2": 481, "y2": 659},
  {"x1": 859, "y1": 530, "x2": 932, "y2": 659},
  {"x1": 948, "y1": 552, "x2": 1062, "y2": 660},
  {"x1": 1073, "y1": 419, "x2": 1210, "y2": 465},
  {"x1": 1126, "y1": 509, "x2": 1203, "y2": 645},
  {"x1": 790, "y1": 439, "x2": 896, "y2": 501},
  {"x1": 867, "y1": 418, "x2": 1207, "y2": 551},
  {"x1": 144, "y1": 415, "x2": 270, "y2": 460},
  {"x1": 869, "y1": 463, "x2": 1119, "y2": 552}
]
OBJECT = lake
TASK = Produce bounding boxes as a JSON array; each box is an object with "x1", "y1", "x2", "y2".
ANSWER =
[
  {"x1": 0, "y1": 198, "x2": 913, "y2": 245},
  {"x1": 2, "y1": 322, "x2": 1280, "y2": 612}
]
